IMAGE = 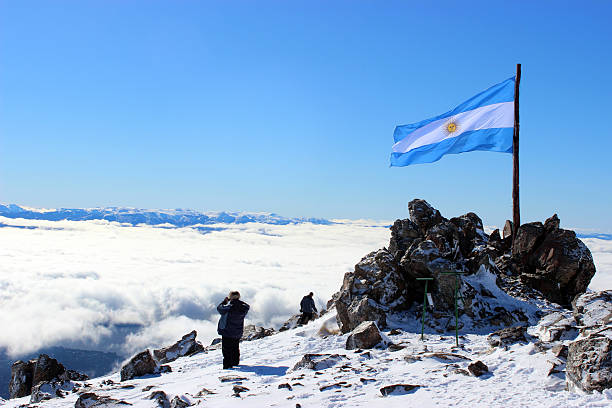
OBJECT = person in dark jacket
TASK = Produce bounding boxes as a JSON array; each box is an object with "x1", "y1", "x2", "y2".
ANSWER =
[
  {"x1": 298, "y1": 292, "x2": 317, "y2": 325},
  {"x1": 217, "y1": 291, "x2": 250, "y2": 369}
]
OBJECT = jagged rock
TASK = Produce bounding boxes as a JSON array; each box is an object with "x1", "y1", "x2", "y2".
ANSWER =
[
  {"x1": 279, "y1": 314, "x2": 301, "y2": 332},
  {"x1": 241, "y1": 325, "x2": 275, "y2": 341},
  {"x1": 572, "y1": 290, "x2": 612, "y2": 330},
  {"x1": 352, "y1": 249, "x2": 408, "y2": 306},
  {"x1": 170, "y1": 396, "x2": 191, "y2": 408},
  {"x1": 512, "y1": 222, "x2": 545, "y2": 261},
  {"x1": 337, "y1": 296, "x2": 387, "y2": 334},
  {"x1": 533, "y1": 311, "x2": 577, "y2": 342},
  {"x1": 408, "y1": 199, "x2": 444, "y2": 235},
  {"x1": 467, "y1": 361, "x2": 489, "y2": 377},
  {"x1": 388, "y1": 218, "x2": 421, "y2": 259},
  {"x1": 503, "y1": 220, "x2": 513, "y2": 239},
  {"x1": 292, "y1": 354, "x2": 347, "y2": 371},
  {"x1": 75, "y1": 392, "x2": 131, "y2": 408},
  {"x1": 9, "y1": 360, "x2": 35, "y2": 398},
  {"x1": 345, "y1": 321, "x2": 382, "y2": 350},
  {"x1": 9, "y1": 354, "x2": 88, "y2": 400},
  {"x1": 278, "y1": 383, "x2": 292, "y2": 390},
  {"x1": 380, "y1": 384, "x2": 420, "y2": 396},
  {"x1": 120, "y1": 350, "x2": 157, "y2": 381},
  {"x1": 153, "y1": 331, "x2": 204, "y2": 363},
  {"x1": 487, "y1": 325, "x2": 528, "y2": 348},
  {"x1": 32, "y1": 354, "x2": 66, "y2": 386},
  {"x1": 30, "y1": 379, "x2": 72, "y2": 403},
  {"x1": 147, "y1": 390, "x2": 170, "y2": 408},
  {"x1": 566, "y1": 335, "x2": 612, "y2": 393},
  {"x1": 513, "y1": 216, "x2": 595, "y2": 306}
]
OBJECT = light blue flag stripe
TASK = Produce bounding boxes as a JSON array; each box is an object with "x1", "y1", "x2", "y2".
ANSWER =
[
  {"x1": 392, "y1": 76, "x2": 516, "y2": 144},
  {"x1": 390, "y1": 127, "x2": 513, "y2": 166}
]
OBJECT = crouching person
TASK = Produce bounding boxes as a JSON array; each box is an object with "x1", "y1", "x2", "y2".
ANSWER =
[
  {"x1": 298, "y1": 292, "x2": 318, "y2": 325},
  {"x1": 217, "y1": 291, "x2": 250, "y2": 369}
]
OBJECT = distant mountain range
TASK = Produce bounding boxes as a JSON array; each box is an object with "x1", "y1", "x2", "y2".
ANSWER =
[{"x1": 0, "y1": 204, "x2": 333, "y2": 227}]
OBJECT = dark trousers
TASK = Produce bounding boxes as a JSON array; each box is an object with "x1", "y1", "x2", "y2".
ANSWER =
[
  {"x1": 298, "y1": 312, "x2": 314, "y2": 325},
  {"x1": 222, "y1": 336, "x2": 240, "y2": 368}
]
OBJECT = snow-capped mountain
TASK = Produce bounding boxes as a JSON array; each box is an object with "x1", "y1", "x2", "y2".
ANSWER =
[{"x1": 0, "y1": 204, "x2": 333, "y2": 227}]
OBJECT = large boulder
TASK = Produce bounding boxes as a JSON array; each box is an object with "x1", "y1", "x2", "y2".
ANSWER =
[
  {"x1": 345, "y1": 321, "x2": 382, "y2": 350},
  {"x1": 153, "y1": 331, "x2": 204, "y2": 363},
  {"x1": 120, "y1": 350, "x2": 158, "y2": 381},
  {"x1": 514, "y1": 215, "x2": 595, "y2": 306},
  {"x1": 9, "y1": 360, "x2": 35, "y2": 398},
  {"x1": 566, "y1": 335, "x2": 612, "y2": 393},
  {"x1": 8, "y1": 354, "x2": 87, "y2": 400}
]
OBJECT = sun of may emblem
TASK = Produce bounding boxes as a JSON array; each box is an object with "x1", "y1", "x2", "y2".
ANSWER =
[{"x1": 443, "y1": 117, "x2": 459, "y2": 135}]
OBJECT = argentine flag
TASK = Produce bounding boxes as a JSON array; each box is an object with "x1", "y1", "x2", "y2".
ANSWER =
[{"x1": 390, "y1": 77, "x2": 516, "y2": 167}]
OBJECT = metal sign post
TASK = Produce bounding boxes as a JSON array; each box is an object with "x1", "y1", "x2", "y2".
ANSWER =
[
  {"x1": 441, "y1": 271, "x2": 467, "y2": 347},
  {"x1": 416, "y1": 277, "x2": 434, "y2": 340}
]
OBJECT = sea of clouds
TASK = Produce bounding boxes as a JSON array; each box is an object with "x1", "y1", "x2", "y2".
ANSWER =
[
  {"x1": 0, "y1": 216, "x2": 391, "y2": 358},
  {"x1": 0, "y1": 216, "x2": 610, "y2": 359}
]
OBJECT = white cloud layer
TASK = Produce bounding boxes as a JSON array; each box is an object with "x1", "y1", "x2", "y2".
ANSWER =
[
  {"x1": 0, "y1": 217, "x2": 390, "y2": 357},
  {"x1": 1, "y1": 217, "x2": 610, "y2": 359}
]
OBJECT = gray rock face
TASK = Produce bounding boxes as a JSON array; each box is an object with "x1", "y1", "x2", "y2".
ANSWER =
[
  {"x1": 345, "y1": 321, "x2": 382, "y2": 350},
  {"x1": 120, "y1": 350, "x2": 157, "y2": 381},
  {"x1": 566, "y1": 336, "x2": 612, "y2": 393},
  {"x1": 572, "y1": 290, "x2": 612, "y2": 329},
  {"x1": 9, "y1": 360, "x2": 34, "y2": 398},
  {"x1": 153, "y1": 331, "x2": 204, "y2": 364},
  {"x1": 291, "y1": 354, "x2": 347, "y2": 371},
  {"x1": 565, "y1": 290, "x2": 612, "y2": 392},
  {"x1": 533, "y1": 311, "x2": 577, "y2": 342}
]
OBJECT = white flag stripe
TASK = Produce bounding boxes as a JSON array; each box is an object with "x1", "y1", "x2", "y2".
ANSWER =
[{"x1": 392, "y1": 101, "x2": 514, "y2": 153}]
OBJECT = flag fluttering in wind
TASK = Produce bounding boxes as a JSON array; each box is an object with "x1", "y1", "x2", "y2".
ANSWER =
[{"x1": 390, "y1": 77, "x2": 516, "y2": 166}]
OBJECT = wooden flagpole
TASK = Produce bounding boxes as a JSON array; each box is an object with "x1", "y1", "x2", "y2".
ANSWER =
[{"x1": 512, "y1": 64, "x2": 521, "y2": 236}]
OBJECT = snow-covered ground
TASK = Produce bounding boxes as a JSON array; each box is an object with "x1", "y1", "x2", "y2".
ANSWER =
[{"x1": 3, "y1": 312, "x2": 612, "y2": 408}]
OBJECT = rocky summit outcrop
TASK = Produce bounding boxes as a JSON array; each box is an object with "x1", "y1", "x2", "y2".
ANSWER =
[
  {"x1": 328, "y1": 199, "x2": 596, "y2": 333},
  {"x1": 8, "y1": 354, "x2": 88, "y2": 400}
]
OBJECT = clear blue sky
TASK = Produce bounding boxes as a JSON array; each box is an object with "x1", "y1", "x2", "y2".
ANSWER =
[{"x1": 1, "y1": 0, "x2": 611, "y2": 231}]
